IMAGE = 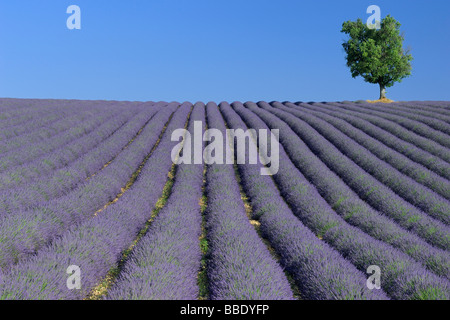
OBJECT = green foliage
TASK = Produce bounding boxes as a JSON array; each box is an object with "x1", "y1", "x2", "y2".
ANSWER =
[{"x1": 341, "y1": 15, "x2": 413, "y2": 96}]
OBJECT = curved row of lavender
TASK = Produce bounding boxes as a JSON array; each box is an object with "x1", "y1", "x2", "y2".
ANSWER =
[
  {"x1": 375, "y1": 102, "x2": 450, "y2": 128},
  {"x1": 296, "y1": 103, "x2": 450, "y2": 180},
  {"x1": 106, "y1": 102, "x2": 205, "y2": 299},
  {"x1": 0, "y1": 104, "x2": 159, "y2": 215},
  {"x1": 0, "y1": 103, "x2": 178, "y2": 270},
  {"x1": 0, "y1": 100, "x2": 131, "y2": 146},
  {"x1": 322, "y1": 103, "x2": 450, "y2": 162},
  {"x1": 352, "y1": 101, "x2": 450, "y2": 122},
  {"x1": 349, "y1": 101, "x2": 450, "y2": 134},
  {"x1": 242, "y1": 102, "x2": 449, "y2": 299},
  {"x1": 328, "y1": 102, "x2": 450, "y2": 148},
  {"x1": 0, "y1": 108, "x2": 98, "y2": 154},
  {"x1": 257, "y1": 102, "x2": 449, "y2": 250},
  {"x1": 0, "y1": 99, "x2": 448, "y2": 300},
  {"x1": 339, "y1": 100, "x2": 450, "y2": 128},
  {"x1": 0, "y1": 99, "x2": 85, "y2": 120},
  {"x1": 0, "y1": 103, "x2": 192, "y2": 299},
  {"x1": 203, "y1": 102, "x2": 294, "y2": 300},
  {"x1": 274, "y1": 102, "x2": 450, "y2": 224},
  {"x1": 1, "y1": 111, "x2": 72, "y2": 142},
  {"x1": 230, "y1": 102, "x2": 449, "y2": 279},
  {"x1": 0, "y1": 108, "x2": 136, "y2": 188},
  {"x1": 0, "y1": 101, "x2": 146, "y2": 152},
  {"x1": 0, "y1": 98, "x2": 40, "y2": 116},
  {"x1": 0, "y1": 111, "x2": 115, "y2": 171},
  {"x1": 374, "y1": 102, "x2": 450, "y2": 120},
  {"x1": 0, "y1": 100, "x2": 82, "y2": 136},
  {"x1": 0, "y1": 100, "x2": 145, "y2": 153},
  {"x1": 287, "y1": 104, "x2": 449, "y2": 200},
  {"x1": 390, "y1": 101, "x2": 450, "y2": 116},
  {"x1": 219, "y1": 101, "x2": 387, "y2": 299}
]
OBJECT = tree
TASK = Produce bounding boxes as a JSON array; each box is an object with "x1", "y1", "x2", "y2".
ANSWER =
[{"x1": 341, "y1": 15, "x2": 413, "y2": 100}]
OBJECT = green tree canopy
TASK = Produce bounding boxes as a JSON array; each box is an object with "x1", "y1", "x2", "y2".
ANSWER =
[{"x1": 341, "y1": 15, "x2": 413, "y2": 100}]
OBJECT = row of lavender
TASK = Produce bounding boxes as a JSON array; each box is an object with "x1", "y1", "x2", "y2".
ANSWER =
[
  {"x1": 0, "y1": 99, "x2": 448, "y2": 300},
  {"x1": 0, "y1": 105, "x2": 155, "y2": 202},
  {"x1": 326, "y1": 102, "x2": 450, "y2": 163},
  {"x1": 219, "y1": 102, "x2": 387, "y2": 299},
  {"x1": 1, "y1": 101, "x2": 292, "y2": 300},
  {"x1": 0, "y1": 102, "x2": 177, "y2": 270},
  {"x1": 0, "y1": 100, "x2": 136, "y2": 146},
  {"x1": 106, "y1": 103, "x2": 205, "y2": 299},
  {"x1": 1, "y1": 108, "x2": 94, "y2": 154},
  {"x1": 0, "y1": 99, "x2": 88, "y2": 139},
  {"x1": 338, "y1": 101, "x2": 450, "y2": 134},
  {"x1": 298, "y1": 103, "x2": 450, "y2": 181},
  {"x1": 0, "y1": 100, "x2": 143, "y2": 154},
  {"x1": 340, "y1": 101, "x2": 450, "y2": 139},
  {"x1": 288, "y1": 104, "x2": 450, "y2": 200},
  {"x1": 274, "y1": 102, "x2": 450, "y2": 225},
  {"x1": 258, "y1": 103, "x2": 449, "y2": 250},
  {"x1": 105, "y1": 100, "x2": 448, "y2": 299},
  {"x1": 0, "y1": 102, "x2": 191, "y2": 298},
  {"x1": 202, "y1": 102, "x2": 294, "y2": 300},
  {"x1": 0, "y1": 103, "x2": 135, "y2": 172},
  {"x1": 234, "y1": 102, "x2": 449, "y2": 299},
  {"x1": 248, "y1": 102, "x2": 450, "y2": 277},
  {"x1": 0, "y1": 108, "x2": 135, "y2": 188}
]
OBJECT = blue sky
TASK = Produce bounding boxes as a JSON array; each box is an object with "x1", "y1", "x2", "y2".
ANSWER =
[{"x1": 0, "y1": 0, "x2": 449, "y2": 102}]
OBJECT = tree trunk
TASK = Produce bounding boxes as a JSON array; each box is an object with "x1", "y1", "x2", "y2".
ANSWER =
[{"x1": 379, "y1": 84, "x2": 387, "y2": 100}]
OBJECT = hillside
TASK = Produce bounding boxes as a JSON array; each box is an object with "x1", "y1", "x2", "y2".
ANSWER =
[{"x1": 0, "y1": 99, "x2": 449, "y2": 300}]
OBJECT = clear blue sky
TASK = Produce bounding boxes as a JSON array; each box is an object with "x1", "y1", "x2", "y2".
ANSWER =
[{"x1": 0, "y1": 0, "x2": 449, "y2": 102}]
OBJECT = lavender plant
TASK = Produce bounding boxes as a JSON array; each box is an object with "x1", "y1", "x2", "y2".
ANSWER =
[
  {"x1": 274, "y1": 102, "x2": 450, "y2": 224},
  {"x1": 220, "y1": 101, "x2": 388, "y2": 299},
  {"x1": 242, "y1": 101, "x2": 449, "y2": 299},
  {"x1": 0, "y1": 103, "x2": 178, "y2": 270},
  {"x1": 106, "y1": 103, "x2": 205, "y2": 300},
  {"x1": 0, "y1": 103, "x2": 192, "y2": 299},
  {"x1": 203, "y1": 102, "x2": 294, "y2": 300},
  {"x1": 295, "y1": 103, "x2": 450, "y2": 180}
]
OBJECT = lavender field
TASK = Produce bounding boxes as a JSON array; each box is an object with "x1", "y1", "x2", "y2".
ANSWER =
[{"x1": 0, "y1": 98, "x2": 449, "y2": 300}]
